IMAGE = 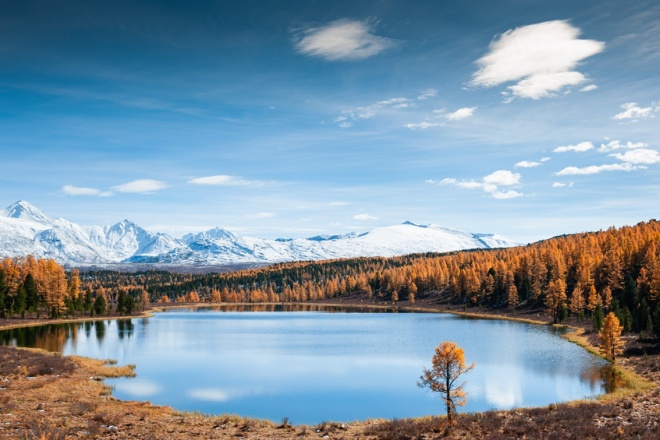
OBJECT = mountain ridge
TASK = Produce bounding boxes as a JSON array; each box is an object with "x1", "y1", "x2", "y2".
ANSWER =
[{"x1": 0, "y1": 200, "x2": 521, "y2": 267}]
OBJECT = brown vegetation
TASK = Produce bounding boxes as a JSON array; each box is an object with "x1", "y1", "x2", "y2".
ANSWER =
[{"x1": 0, "y1": 306, "x2": 658, "y2": 439}]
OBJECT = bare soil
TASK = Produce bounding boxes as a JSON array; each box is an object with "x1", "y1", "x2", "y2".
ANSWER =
[{"x1": 0, "y1": 302, "x2": 659, "y2": 439}]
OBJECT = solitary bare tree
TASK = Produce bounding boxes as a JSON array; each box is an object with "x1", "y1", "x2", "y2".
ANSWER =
[{"x1": 418, "y1": 341, "x2": 475, "y2": 422}]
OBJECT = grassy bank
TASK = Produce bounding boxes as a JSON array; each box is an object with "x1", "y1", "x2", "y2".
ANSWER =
[{"x1": 0, "y1": 303, "x2": 658, "y2": 438}]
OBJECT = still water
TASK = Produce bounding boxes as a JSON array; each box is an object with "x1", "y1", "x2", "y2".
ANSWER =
[{"x1": 0, "y1": 306, "x2": 611, "y2": 424}]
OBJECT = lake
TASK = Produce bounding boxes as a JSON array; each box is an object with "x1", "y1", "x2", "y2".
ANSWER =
[{"x1": 0, "y1": 306, "x2": 611, "y2": 424}]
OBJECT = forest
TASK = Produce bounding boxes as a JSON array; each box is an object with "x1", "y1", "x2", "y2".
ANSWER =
[{"x1": 1, "y1": 220, "x2": 660, "y2": 335}]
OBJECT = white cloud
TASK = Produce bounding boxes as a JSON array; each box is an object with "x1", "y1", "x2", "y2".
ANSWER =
[
  {"x1": 579, "y1": 84, "x2": 598, "y2": 92},
  {"x1": 471, "y1": 20, "x2": 604, "y2": 100},
  {"x1": 553, "y1": 141, "x2": 594, "y2": 153},
  {"x1": 445, "y1": 107, "x2": 477, "y2": 121},
  {"x1": 353, "y1": 213, "x2": 378, "y2": 220},
  {"x1": 61, "y1": 185, "x2": 113, "y2": 197},
  {"x1": 540, "y1": 157, "x2": 551, "y2": 162},
  {"x1": 610, "y1": 148, "x2": 660, "y2": 164},
  {"x1": 507, "y1": 71, "x2": 587, "y2": 100},
  {"x1": 611, "y1": 102, "x2": 656, "y2": 121},
  {"x1": 294, "y1": 19, "x2": 395, "y2": 61},
  {"x1": 111, "y1": 179, "x2": 167, "y2": 194},
  {"x1": 483, "y1": 170, "x2": 521, "y2": 186},
  {"x1": 556, "y1": 163, "x2": 638, "y2": 175},
  {"x1": 440, "y1": 170, "x2": 522, "y2": 199},
  {"x1": 515, "y1": 160, "x2": 541, "y2": 168},
  {"x1": 405, "y1": 106, "x2": 476, "y2": 129},
  {"x1": 403, "y1": 122, "x2": 441, "y2": 129},
  {"x1": 552, "y1": 182, "x2": 574, "y2": 188},
  {"x1": 417, "y1": 89, "x2": 437, "y2": 100},
  {"x1": 491, "y1": 190, "x2": 523, "y2": 199},
  {"x1": 188, "y1": 175, "x2": 266, "y2": 186},
  {"x1": 598, "y1": 140, "x2": 648, "y2": 152}
]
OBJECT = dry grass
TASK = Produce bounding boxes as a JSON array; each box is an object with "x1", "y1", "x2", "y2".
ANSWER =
[
  {"x1": 68, "y1": 355, "x2": 136, "y2": 378},
  {"x1": 0, "y1": 345, "x2": 75, "y2": 377},
  {"x1": 1, "y1": 308, "x2": 659, "y2": 439}
]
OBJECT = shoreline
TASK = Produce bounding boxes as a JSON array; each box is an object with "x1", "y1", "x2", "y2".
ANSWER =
[{"x1": 1, "y1": 302, "x2": 657, "y2": 438}]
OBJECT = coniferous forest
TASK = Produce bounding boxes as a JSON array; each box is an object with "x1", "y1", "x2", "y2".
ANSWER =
[{"x1": 2, "y1": 220, "x2": 660, "y2": 336}]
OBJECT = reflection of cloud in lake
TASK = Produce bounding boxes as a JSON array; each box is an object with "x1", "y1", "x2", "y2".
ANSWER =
[
  {"x1": 188, "y1": 387, "x2": 263, "y2": 402},
  {"x1": 114, "y1": 380, "x2": 161, "y2": 397},
  {"x1": 485, "y1": 380, "x2": 522, "y2": 409}
]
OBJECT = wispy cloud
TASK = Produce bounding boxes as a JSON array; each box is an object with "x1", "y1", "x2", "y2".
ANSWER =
[
  {"x1": 552, "y1": 182, "x2": 573, "y2": 188},
  {"x1": 471, "y1": 20, "x2": 604, "y2": 100},
  {"x1": 417, "y1": 89, "x2": 438, "y2": 100},
  {"x1": 579, "y1": 84, "x2": 598, "y2": 92},
  {"x1": 437, "y1": 170, "x2": 522, "y2": 199},
  {"x1": 353, "y1": 213, "x2": 378, "y2": 220},
  {"x1": 515, "y1": 160, "x2": 542, "y2": 168},
  {"x1": 556, "y1": 163, "x2": 638, "y2": 175},
  {"x1": 553, "y1": 141, "x2": 594, "y2": 153},
  {"x1": 404, "y1": 121, "x2": 441, "y2": 130},
  {"x1": 445, "y1": 107, "x2": 477, "y2": 121},
  {"x1": 61, "y1": 185, "x2": 113, "y2": 197},
  {"x1": 335, "y1": 95, "x2": 417, "y2": 127},
  {"x1": 111, "y1": 179, "x2": 167, "y2": 194},
  {"x1": 404, "y1": 106, "x2": 476, "y2": 129},
  {"x1": 598, "y1": 139, "x2": 648, "y2": 152},
  {"x1": 294, "y1": 19, "x2": 395, "y2": 61},
  {"x1": 187, "y1": 175, "x2": 270, "y2": 187},
  {"x1": 610, "y1": 149, "x2": 660, "y2": 164},
  {"x1": 611, "y1": 102, "x2": 658, "y2": 121}
]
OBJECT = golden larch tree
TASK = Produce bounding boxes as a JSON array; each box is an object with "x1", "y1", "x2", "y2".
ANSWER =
[
  {"x1": 418, "y1": 341, "x2": 475, "y2": 422},
  {"x1": 599, "y1": 312, "x2": 624, "y2": 363}
]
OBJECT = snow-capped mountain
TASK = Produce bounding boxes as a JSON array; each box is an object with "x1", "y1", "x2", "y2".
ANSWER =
[
  {"x1": 0, "y1": 201, "x2": 184, "y2": 264},
  {"x1": 0, "y1": 200, "x2": 520, "y2": 267}
]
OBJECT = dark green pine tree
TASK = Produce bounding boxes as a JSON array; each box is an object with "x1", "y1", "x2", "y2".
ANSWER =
[
  {"x1": 0, "y1": 270, "x2": 7, "y2": 319},
  {"x1": 15, "y1": 284, "x2": 27, "y2": 318},
  {"x1": 24, "y1": 274, "x2": 38, "y2": 313},
  {"x1": 593, "y1": 304, "x2": 604, "y2": 332}
]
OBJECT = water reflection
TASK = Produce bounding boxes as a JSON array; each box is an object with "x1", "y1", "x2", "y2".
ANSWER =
[
  {"x1": 0, "y1": 309, "x2": 613, "y2": 424},
  {"x1": 117, "y1": 319, "x2": 135, "y2": 339}
]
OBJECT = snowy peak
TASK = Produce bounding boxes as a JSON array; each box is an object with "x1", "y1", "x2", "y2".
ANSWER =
[
  {"x1": 2, "y1": 200, "x2": 51, "y2": 223},
  {"x1": 183, "y1": 227, "x2": 238, "y2": 244},
  {"x1": 0, "y1": 201, "x2": 520, "y2": 266}
]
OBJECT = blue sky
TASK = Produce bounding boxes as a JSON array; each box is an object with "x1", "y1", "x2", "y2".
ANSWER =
[{"x1": 1, "y1": 0, "x2": 659, "y2": 243}]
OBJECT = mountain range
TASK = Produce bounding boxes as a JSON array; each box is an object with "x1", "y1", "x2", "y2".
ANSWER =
[{"x1": 0, "y1": 200, "x2": 520, "y2": 267}]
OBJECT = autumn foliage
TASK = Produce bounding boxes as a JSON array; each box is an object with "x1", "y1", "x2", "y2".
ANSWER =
[
  {"x1": 599, "y1": 312, "x2": 625, "y2": 362},
  {"x1": 418, "y1": 341, "x2": 474, "y2": 421},
  {"x1": 0, "y1": 256, "x2": 76, "y2": 318},
  {"x1": 77, "y1": 219, "x2": 660, "y2": 333}
]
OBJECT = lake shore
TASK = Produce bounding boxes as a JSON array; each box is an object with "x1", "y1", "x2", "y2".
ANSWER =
[{"x1": 0, "y1": 302, "x2": 658, "y2": 438}]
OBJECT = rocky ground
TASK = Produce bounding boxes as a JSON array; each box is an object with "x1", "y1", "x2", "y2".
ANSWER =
[{"x1": 0, "y1": 302, "x2": 658, "y2": 439}]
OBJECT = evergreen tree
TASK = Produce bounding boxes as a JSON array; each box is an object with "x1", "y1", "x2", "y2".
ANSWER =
[
  {"x1": 0, "y1": 270, "x2": 6, "y2": 319},
  {"x1": 15, "y1": 284, "x2": 27, "y2": 318},
  {"x1": 24, "y1": 274, "x2": 38, "y2": 313},
  {"x1": 652, "y1": 305, "x2": 660, "y2": 338},
  {"x1": 634, "y1": 298, "x2": 653, "y2": 333},
  {"x1": 83, "y1": 289, "x2": 94, "y2": 314},
  {"x1": 93, "y1": 295, "x2": 107, "y2": 316},
  {"x1": 593, "y1": 304, "x2": 604, "y2": 332}
]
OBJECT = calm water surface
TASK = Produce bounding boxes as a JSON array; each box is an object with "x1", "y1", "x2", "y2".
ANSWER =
[{"x1": 0, "y1": 306, "x2": 611, "y2": 424}]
